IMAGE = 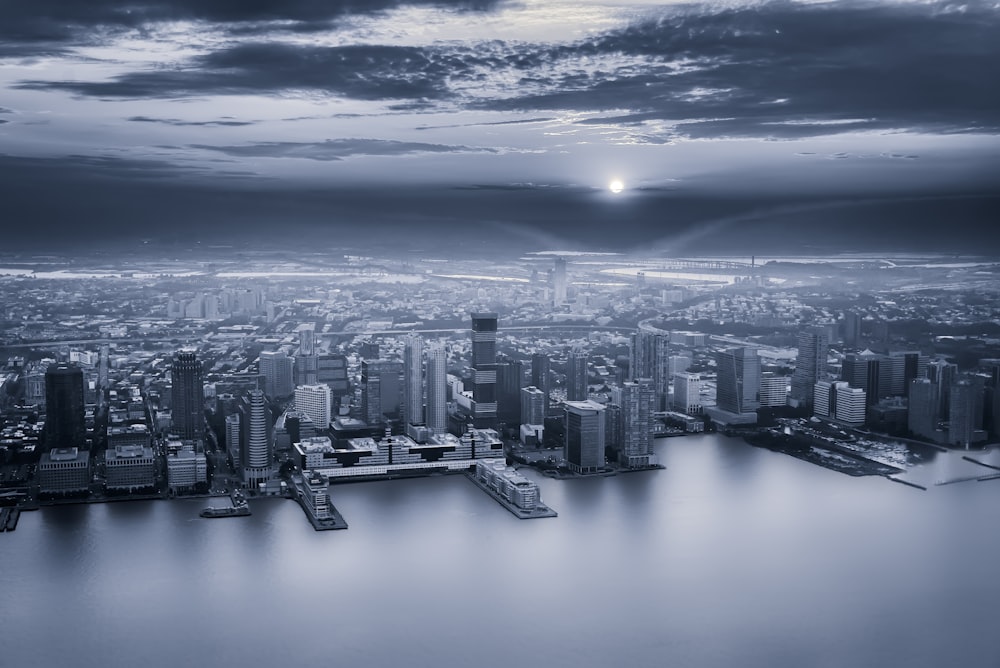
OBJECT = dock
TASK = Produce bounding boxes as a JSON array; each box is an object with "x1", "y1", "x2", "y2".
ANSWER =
[
  {"x1": 466, "y1": 472, "x2": 557, "y2": 519},
  {"x1": 886, "y1": 476, "x2": 927, "y2": 491},
  {"x1": 962, "y1": 456, "x2": 1000, "y2": 472},
  {"x1": 291, "y1": 475, "x2": 348, "y2": 531}
]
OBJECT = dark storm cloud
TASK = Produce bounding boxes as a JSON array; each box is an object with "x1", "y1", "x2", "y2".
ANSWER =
[
  {"x1": 492, "y1": 1, "x2": 1000, "y2": 137},
  {"x1": 15, "y1": 1, "x2": 999, "y2": 138},
  {"x1": 128, "y1": 115, "x2": 256, "y2": 127},
  {"x1": 190, "y1": 138, "x2": 498, "y2": 161},
  {"x1": 17, "y1": 43, "x2": 465, "y2": 100},
  {"x1": 0, "y1": 152, "x2": 257, "y2": 180},
  {"x1": 0, "y1": 0, "x2": 500, "y2": 44}
]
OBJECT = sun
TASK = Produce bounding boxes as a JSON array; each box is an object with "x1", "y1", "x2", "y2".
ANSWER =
[{"x1": 609, "y1": 179, "x2": 624, "y2": 194}]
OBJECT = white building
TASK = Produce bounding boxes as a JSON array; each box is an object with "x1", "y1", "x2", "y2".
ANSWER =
[
  {"x1": 672, "y1": 372, "x2": 702, "y2": 415},
  {"x1": 294, "y1": 384, "x2": 332, "y2": 431}
]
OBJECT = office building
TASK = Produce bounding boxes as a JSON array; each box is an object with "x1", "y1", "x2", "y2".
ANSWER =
[
  {"x1": 927, "y1": 360, "x2": 958, "y2": 417},
  {"x1": 842, "y1": 352, "x2": 891, "y2": 405},
  {"x1": 566, "y1": 348, "x2": 588, "y2": 402},
  {"x1": 240, "y1": 389, "x2": 273, "y2": 486},
  {"x1": 37, "y1": 447, "x2": 90, "y2": 495},
  {"x1": 317, "y1": 353, "x2": 350, "y2": 401},
  {"x1": 948, "y1": 378, "x2": 986, "y2": 448},
  {"x1": 521, "y1": 386, "x2": 547, "y2": 426},
  {"x1": 813, "y1": 381, "x2": 866, "y2": 426},
  {"x1": 166, "y1": 441, "x2": 207, "y2": 492},
  {"x1": 790, "y1": 328, "x2": 829, "y2": 408},
  {"x1": 105, "y1": 444, "x2": 156, "y2": 492},
  {"x1": 294, "y1": 324, "x2": 318, "y2": 387},
  {"x1": 842, "y1": 310, "x2": 862, "y2": 348},
  {"x1": 361, "y1": 359, "x2": 403, "y2": 426},
  {"x1": 294, "y1": 384, "x2": 332, "y2": 431},
  {"x1": 44, "y1": 362, "x2": 86, "y2": 451},
  {"x1": 759, "y1": 373, "x2": 788, "y2": 407},
  {"x1": 564, "y1": 400, "x2": 605, "y2": 474},
  {"x1": 497, "y1": 357, "x2": 525, "y2": 425},
  {"x1": 888, "y1": 351, "x2": 927, "y2": 396},
  {"x1": 259, "y1": 350, "x2": 294, "y2": 399},
  {"x1": 553, "y1": 257, "x2": 568, "y2": 305},
  {"x1": 470, "y1": 312, "x2": 499, "y2": 429},
  {"x1": 672, "y1": 372, "x2": 702, "y2": 415},
  {"x1": 426, "y1": 342, "x2": 448, "y2": 434},
  {"x1": 715, "y1": 347, "x2": 761, "y2": 415},
  {"x1": 403, "y1": 334, "x2": 424, "y2": 427},
  {"x1": 530, "y1": 352, "x2": 551, "y2": 410},
  {"x1": 908, "y1": 378, "x2": 940, "y2": 440},
  {"x1": 617, "y1": 379, "x2": 656, "y2": 469}
]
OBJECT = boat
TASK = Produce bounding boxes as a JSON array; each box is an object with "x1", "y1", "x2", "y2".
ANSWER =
[{"x1": 200, "y1": 505, "x2": 251, "y2": 518}]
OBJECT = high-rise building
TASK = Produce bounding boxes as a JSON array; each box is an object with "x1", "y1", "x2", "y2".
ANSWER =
[
  {"x1": 759, "y1": 372, "x2": 788, "y2": 407},
  {"x1": 240, "y1": 389, "x2": 273, "y2": 486},
  {"x1": 531, "y1": 352, "x2": 550, "y2": 410},
  {"x1": 225, "y1": 413, "x2": 241, "y2": 457},
  {"x1": 552, "y1": 257, "x2": 568, "y2": 305},
  {"x1": 359, "y1": 338, "x2": 380, "y2": 360},
  {"x1": 294, "y1": 324, "x2": 318, "y2": 387},
  {"x1": 470, "y1": 312, "x2": 498, "y2": 429},
  {"x1": 791, "y1": 328, "x2": 829, "y2": 408},
  {"x1": 170, "y1": 350, "x2": 204, "y2": 441},
  {"x1": 521, "y1": 386, "x2": 546, "y2": 426},
  {"x1": 629, "y1": 331, "x2": 656, "y2": 381},
  {"x1": 842, "y1": 310, "x2": 862, "y2": 348},
  {"x1": 948, "y1": 378, "x2": 985, "y2": 448},
  {"x1": 496, "y1": 357, "x2": 525, "y2": 425},
  {"x1": 927, "y1": 360, "x2": 958, "y2": 417},
  {"x1": 617, "y1": 379, "x2": 656, "y2": 469},
  {"x1": 317, "y1": 353, "x2": 350, "y2": 407},
  {"x1": 888, "y1": 351, "x2": 927, "y2": 396},
  {"x1": 908, "y1": 378, "x2": 939, "y2": 440},
  {"x1": 259, "y1": 350, "x2": 294, "y2": 399},
  {"x1": 672, "y1": 372, "x2": 702, "y2": 415},
  {"x1": 403, "y1": 334, "x2": 424, "y2": 426},
  {"x1": 813, "y1": 380, "x2": 866, "y2": 426},
  {"x1": 44, "y1": 362, "x2": 86, "y2": 451},
  {"x1": 715, "y1": 347, "x2": 761, "y2": 415},
  {"x1": 361, "y1": 360, "x2": 403, "y2": 426},
  {"x1": 564, "y1": 400, "x2": 605, "y2": 474},
  {"x1": 294, "y1": 384, "x2": 332, "y2": 432},
  {"x1": 842, "y1": 352, "x2": 891, "y2": 405},
  {"x1": 426, "y1": 342, "x2": 448, "y2": 435},
  {"x1": 566, "y1": 348, "x2": 588, "y2": 402}
]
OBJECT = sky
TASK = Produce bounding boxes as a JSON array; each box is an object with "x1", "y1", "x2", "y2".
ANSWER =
[{"x1": 1, "y1": 0, "x2": 998, "y2": 255}]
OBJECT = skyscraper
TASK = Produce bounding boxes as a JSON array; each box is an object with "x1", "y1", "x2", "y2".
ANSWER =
[
  {"x1": 813, "y1": 380, "x2": 866, "y2": 426},
  {"x1": 927, "y1": 359, "x2": 958, "y2": 417},
  {"x1": 552, "y1": 257, "x2": 568, "y2": 305},
  {"x1": 715, "y1": 347, "x2": 761, "y2": 415},
  {"x1": 361, "y1": 359, "x2": 403, "y2": 426},
  {"x1": 294, "y1": 384, "x2": 332, "y2": 431},
  {"x1": 842, "y1": 310, "x2": 862, "y2": 348},
  {"x1": 531, "y1": 352, "x2": 550, "y2": 411},
  {"x1": 496, "y1": 356, "x2": 525, "y2": 425},
  {"x1": 470, "y1": 312, "x2": 498, "y2": 429},
  {"x1": 617, "y1": 379, "x2": 656, "y2": 469},
  {"x1": 520, "y1": 386, "x2": 546, "y2": 426},
  {"x1": 629, "y1": 331, "x2": 656, "y2": 381},
  {"x1": 791, "y1": 328, "x2": 829, "y2": 408},
  {"x1": 759, "y1": 372, "x2": 789, "y2": 407},
  {"x1": 948, "y1": 378, "x2": 985, "y2": 448},
  {"x1": 170, "y1": 349, "x2": 204, "y2": 441},
  {"x1": 403, "y1": 333, "x2": 424, "y2": 427},
  {"x1": 908, "y1": 378, "x2": 939, "y2": 440},
  {"x1": 259, "y1": 350, "x2": 294, "y2": 399},
  {"x1": 426, "y1": 342, "x2": 448, "y2": 434},
  {"x1": 566, "y1": 348, "x2": 588, "y2": 402},
  {"x1": 564, "y1": 400, "x2": 605, "y2": 474},
  {"x1": 294, "y1": 324, "x2": 318, "y2": 387},
  {"x1": 44, "y1": 362, "x2": 86, "y2": 451},
  {"x1": 842, "y1": 351, "x2": 893, "y2": 405},
  {"x1": 240, "y1": 389, "x2": 273, "y2": 486},
  {"x1": 888, "y1": 351, "x2": 927, "y2": 396}
]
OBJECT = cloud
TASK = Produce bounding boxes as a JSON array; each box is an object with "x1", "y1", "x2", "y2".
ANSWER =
[
  {"x1": 127, "y1": 115, "x2": 256, "y2": 127},
  {"x1": 0, "y1": 0, "x2": 501, "y2": 44},
  {"x1": 189, "y1": 138, "x2": 498, "y2": 160}
]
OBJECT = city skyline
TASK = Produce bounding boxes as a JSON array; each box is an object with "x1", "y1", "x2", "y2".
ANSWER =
[{"x1": 0, "y1": 0, "x2": 997, "y2": 253}]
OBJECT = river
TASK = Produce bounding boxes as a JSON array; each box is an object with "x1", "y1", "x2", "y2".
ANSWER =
[{"x1": 2, "y1": 434, "x2": 998, "y2": 667}]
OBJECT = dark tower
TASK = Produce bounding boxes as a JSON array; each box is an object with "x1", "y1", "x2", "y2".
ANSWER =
[
  {"x1": 171, "y1": 349, "x2": 205, "y2": 440},
  {"x1": 470, "y1": 312, "x2": 498, "y2": 429},
  {"x1": 44, "y1": 362, "x2": 86, "y2": 451}
]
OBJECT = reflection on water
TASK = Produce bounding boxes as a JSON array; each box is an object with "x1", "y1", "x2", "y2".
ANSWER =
[{"x1": 3, "y1": 434, "x2": 999, "y2": 668}]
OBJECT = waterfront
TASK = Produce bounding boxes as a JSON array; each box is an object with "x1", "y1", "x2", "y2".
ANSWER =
[{"x1": 3, "y1": 434, "x2": 1000, "y2": 668}]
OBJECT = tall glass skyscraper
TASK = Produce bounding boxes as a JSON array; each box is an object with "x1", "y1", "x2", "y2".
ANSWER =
[
  {"x1": 426, "y1": 342, "x2": 448, "y2": 435},
  {"x1": 171, "y1": 349, "x2": 204, "y2": 441},
  {"x1": 470, "y1": 312, "x2": 498, "y2": 429},
  {"x1": 44, "y1": 362, "x2": 86, "y2": 451},
  {"x1": 403, "y1": 333, "x2": 424, "y2": 427},
  {"x1": 790, "y1": 329, "x2": 829, "y2": 408}
]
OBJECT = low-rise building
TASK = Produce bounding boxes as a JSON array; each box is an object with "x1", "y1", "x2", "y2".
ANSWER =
[
  {"x1": 105, "y1": 444, "x2": 156, "y2": 491},
  {"x1": 38, "y1": 447, "x2": 90, "y2": 495}
]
